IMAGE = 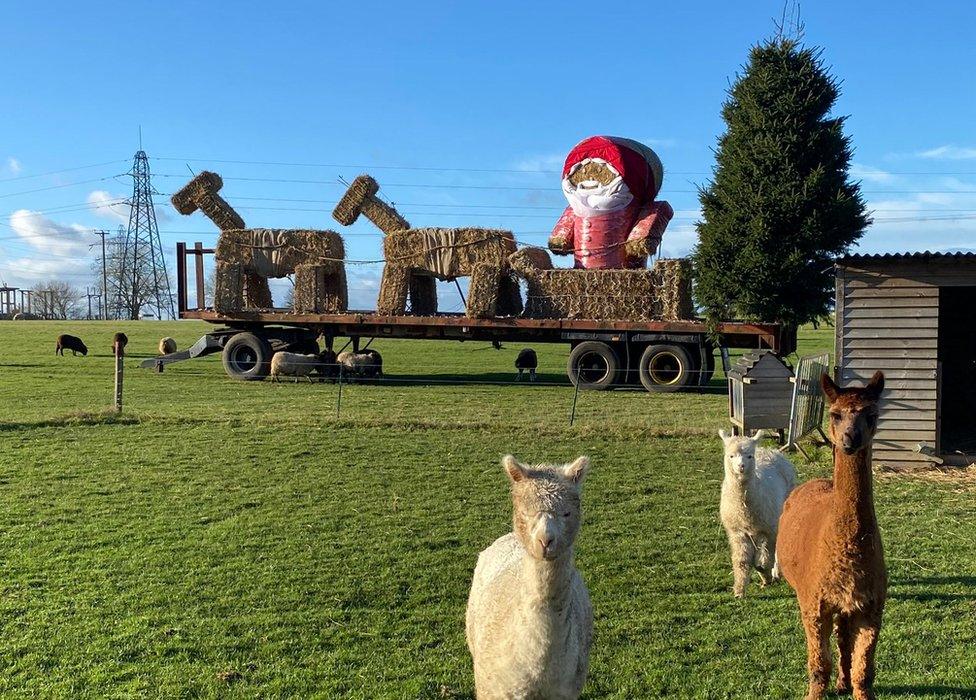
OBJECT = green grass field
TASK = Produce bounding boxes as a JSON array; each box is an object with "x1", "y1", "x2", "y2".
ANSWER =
[{"x1": 0, "y1": 321, "x2": 973, "y2": 698}]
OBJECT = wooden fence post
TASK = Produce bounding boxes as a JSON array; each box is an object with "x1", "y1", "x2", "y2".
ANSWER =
[{"x1": 114, "y1": 345, "x2": 124, "y2": 413}]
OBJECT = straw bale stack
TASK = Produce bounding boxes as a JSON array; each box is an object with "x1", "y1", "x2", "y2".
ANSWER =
[{"x1": 509, "y1": 248, "x2": 692, "y2": 321}]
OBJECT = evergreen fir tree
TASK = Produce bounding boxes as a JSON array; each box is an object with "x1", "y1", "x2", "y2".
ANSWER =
[{"x1": 692, "y1": 38, "x2": 869, "y2": 329}]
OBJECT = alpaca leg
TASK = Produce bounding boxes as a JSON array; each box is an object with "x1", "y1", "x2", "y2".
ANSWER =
[
  {"x1": 835, "y1": 614, "x2": 854, "y2": 695},
  {"x1": 729, "y1": 533, "x2": 755, "y2": 598},
  {"x1": 801, "y1": 605, "x2": 832, "y2": 700},
  {"x1": 755, "y1": 536, "x2": 775, "y2": 587},
  {"x1": 850, "y1": 611, "x2": 881, "y2": 700}
]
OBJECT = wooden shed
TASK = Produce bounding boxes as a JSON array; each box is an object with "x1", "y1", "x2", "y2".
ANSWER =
[{"x1": 835, "y1": 252, "x2": 976, "y2": 469}]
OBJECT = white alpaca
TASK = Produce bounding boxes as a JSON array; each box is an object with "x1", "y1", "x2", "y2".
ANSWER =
[
  {"x1": 719, "y1": 430, "x2": 797, "y2": 597},
  {"x1": 466, "y1": 455, "x2": 593, "y2": 700}
]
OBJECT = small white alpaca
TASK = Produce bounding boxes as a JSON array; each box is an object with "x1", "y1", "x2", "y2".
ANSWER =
[
  {"x1": 466, "y1": 455, "x2": 593, "y2": 700},
  {"x1": 719, "y1": 429, "x2": 797, "y2": 597}
]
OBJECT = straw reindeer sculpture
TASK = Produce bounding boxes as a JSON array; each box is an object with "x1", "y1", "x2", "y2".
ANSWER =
[
  {"x1": 332, "y1": 175, "x2": 522, "y2": 319},
  {"x1": 777, "y1": 371, "x2": 887, "y2": 700},
  {"x1": 171, "y1": 172, "x2": 347, "y2": 314}
]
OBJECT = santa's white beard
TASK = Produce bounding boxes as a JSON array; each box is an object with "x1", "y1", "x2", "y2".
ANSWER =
[{"x1": 562, "y1": 173, "x2": 633, "y2": 217}]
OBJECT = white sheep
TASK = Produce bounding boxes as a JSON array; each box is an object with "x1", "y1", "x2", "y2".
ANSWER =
[
  {"x1": 466, "y1": 455, "x2": 593, "y2": 700},
  {"x1": 270, "y1": 351, "x2": 319, "y2": 382},
  {"x1": 158, "y1": 337, "x2": 177, "y2": 354},
  {"x1": 336, "y1": 350, "x2": 382, "y2": 379},
  {"x1": 719, "y1": 429, "x2": 797, "y2": 597}
]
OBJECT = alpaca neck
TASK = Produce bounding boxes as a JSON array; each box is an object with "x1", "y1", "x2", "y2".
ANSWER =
[
  {"x1": 521, "y1": 550, "x2": 575, "y2": 608},
  {"x1": 831, "y1": 444, "x2": 877, "y2": 538}
]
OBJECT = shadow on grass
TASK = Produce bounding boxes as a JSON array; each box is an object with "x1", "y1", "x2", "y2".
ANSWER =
[
  {"x1": 877, "y1": 686, "x2": 976, "y2": 698},
  {"x1": 0, "y1": 411, "x2": 139, "y2": 432},
  {"x1": 889, "y1": 575, "x2": 976, "y2": 602}
]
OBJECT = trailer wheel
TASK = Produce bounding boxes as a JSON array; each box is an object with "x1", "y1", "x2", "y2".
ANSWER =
[
  {"x1": 222, "y1": 332, "x2": 272, "y2": 381},
  {"x1": 639, "y1": 344, "x2": 692, "y2": 393},
  {"x1": 567, "y1": 342, "x2": 619, "y2": 391}
]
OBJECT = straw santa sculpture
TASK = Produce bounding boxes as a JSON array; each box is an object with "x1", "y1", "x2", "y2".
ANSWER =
[{"x1": 549, "y1": 136, "x2": 674, "y2": 269}]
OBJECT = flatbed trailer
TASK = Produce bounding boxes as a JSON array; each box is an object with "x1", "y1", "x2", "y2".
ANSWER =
[{"x1": 145, "y1": 242, "x2": 796, "y2": 391}]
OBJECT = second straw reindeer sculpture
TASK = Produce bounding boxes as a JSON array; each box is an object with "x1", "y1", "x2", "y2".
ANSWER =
[
  {"x1": 171, "y1": 171, "x2": 347, "y2": 314},
  {"x1": 778, "y1": 371, "x2": 887, "y2": 700},
  {"x1": 332, "y1": 175, "x2": 522, "y2": 318}
]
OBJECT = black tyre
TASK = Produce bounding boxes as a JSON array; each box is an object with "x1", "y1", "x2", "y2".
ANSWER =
[
  {"x1": 567, "y1": 342, "x2": 619, "y2": 391},
  {"x1": 639, "y1": 344, "x2": 693, "y2": 393},
  {"x1": 222, "y1": 332, "x2": 272, "y2": 381}
]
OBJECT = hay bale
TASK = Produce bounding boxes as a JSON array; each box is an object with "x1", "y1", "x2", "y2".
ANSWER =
[
  {"x1": 377, "y1": 264, "x2": 411, "y2": 316},
  {"x1": 331, "y1": 174, "x2": 410, "y2": 234},
  {"x1": 408, "y1": 274, "x2": 438, "y2": 316},
  {"x1": 170, "y1": 171, "x2": 245, "y2": 231},
  {"x1": 214, "y1": 261, "x2": 245, "y2": 313},
  {"x1": 510, "y1": 249, "x2": 693, "y2": 322},
  {"x1": 159, "y1": 337, "x2": 177, "y2": 354},
  {"x1": 466, "y1": 263, "x2": 503, "y2": 319},
  {"x1": 243, "y1": 272, "x2": 273, "y2": 309},
  {"x1": 293, "y1": 264, "x2": 348, "y2": 314},
  {"x1": 382, "y1": 228, "x2": 515, "y2": 277}
]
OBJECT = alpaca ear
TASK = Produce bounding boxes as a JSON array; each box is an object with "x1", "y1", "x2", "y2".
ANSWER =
[
  {"x1": 751, "y1": 430, "x2": 766, "y2": 443},
  {"x1": 820, "y1": 372, "x2": 841, "y2": 402},
  {"x1": 503, "y1": 455, "x2": 527, "y2": 483},
  {"x1": 562, "y1": 456, "x2": 590, "y2": 485},
  {"x1": 718, "y1": 429, "x2": 732, "y2": 443},
  {"x1": 864, "y1": 370, "x2": 885, "y2": 401}
]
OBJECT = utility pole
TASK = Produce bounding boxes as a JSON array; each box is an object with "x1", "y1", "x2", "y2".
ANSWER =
[{"x1": 92, "y1": 229, "x2": 110, "y2": 320}]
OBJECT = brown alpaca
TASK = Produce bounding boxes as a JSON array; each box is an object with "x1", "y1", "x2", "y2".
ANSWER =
[{"x1": 777, "y1": 371, "x2": 887, "y2": 700}]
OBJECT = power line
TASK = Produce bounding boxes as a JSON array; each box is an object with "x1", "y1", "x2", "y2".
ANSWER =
[
  {"x1": 149, "y1": 155, "x2": 976, "y2": 178},
  {"x1": 0, "y1": 159, "x2": 129, "y2": 184}
]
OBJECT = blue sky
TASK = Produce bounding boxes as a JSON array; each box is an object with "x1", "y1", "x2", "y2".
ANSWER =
[{"x1": 2, "y1": 1, "x2": 975, "y2": 309}]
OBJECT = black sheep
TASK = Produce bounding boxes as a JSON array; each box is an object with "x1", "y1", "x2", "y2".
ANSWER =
[
  {"x1": 56, "y1": 334, "x2": 88, "y2": 356},
  {"x1": 515, "y1": 348, "x2": 537, "y2": 382}
]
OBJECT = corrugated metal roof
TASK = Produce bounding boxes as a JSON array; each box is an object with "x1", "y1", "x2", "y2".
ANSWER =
[{"x1": 838, "y1": 250, "x2": 976, "y2": 264}]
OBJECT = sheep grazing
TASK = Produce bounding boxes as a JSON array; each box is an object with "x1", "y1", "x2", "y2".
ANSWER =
[
  {"x1": 269, "y1": 351, "x2": 320, "y2": 382},
  {"x1": 466, "y1": 455, "x2": 593, "y2": 700},
  {"x1": 55, "y1": 334, "x2": 87, "y2": 356},
  {"x1": 336, "y1": 349, "x2": 382, "y2": 379},
  {"x1": 112, "y1": 332, "x2": 129, "y2": 356},
  {"x1": 719, "y1": 429, "x2": 797, "y2": 598},
  {"x1": 158, "y1": 337, "x2": 177, "y2": 355},
  {"x1": 515, "y1": 348, "x2": 538, "y2": 381}
]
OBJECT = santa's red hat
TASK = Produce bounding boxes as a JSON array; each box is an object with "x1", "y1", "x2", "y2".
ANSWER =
[{"x1": 562, "y1": 136, "x2": 664, "y2": 201}]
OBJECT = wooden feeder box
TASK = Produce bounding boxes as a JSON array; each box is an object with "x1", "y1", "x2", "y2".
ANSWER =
[{"x1": 727, "y1": 350, "x2": 795, "y2": 435}]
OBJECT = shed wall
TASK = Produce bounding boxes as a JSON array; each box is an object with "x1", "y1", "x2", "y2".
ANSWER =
[{"x1": 836, "y1": 266, "x2": 939, "y2": 469}]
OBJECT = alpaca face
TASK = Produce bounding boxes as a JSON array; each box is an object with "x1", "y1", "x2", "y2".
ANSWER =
[
  {"x1": 503, "y1": 455, "x2": 589, "y2": 561},
  {"x1": 719, "y1": 430, "x2": 764, "y2": 480},
  {"x1": 821, "y1": 371, "x2": 885, "y2": 455}
]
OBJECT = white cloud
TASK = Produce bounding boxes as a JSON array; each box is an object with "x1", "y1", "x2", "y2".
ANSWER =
[
  {"x1": 916, "y1": 145, "x2": 976, "y2": 160},
  {"x1": 8, "y1": 209, "x2": 93, "y2": 257},
  {"x1": 87, "y1": 190, "x2": 131, "y2": 224},
  {"x1": 850, "y1": 163, "x2": 896, "y2": 184},
  {"x1": 640, "y1": 137, "x2": 678, "y2": 149},
  {"x1": 6, "y1": 157, "x2": 21, "y2": 174},
  {"x1": 512, "y1": 153, "x2": 564, "y2": 173},
  {"x1": 86, "y1": 189, "x2": 170, "y2": 224}
]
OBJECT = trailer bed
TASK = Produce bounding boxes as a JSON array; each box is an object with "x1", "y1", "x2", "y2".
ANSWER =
[{"x1": 182, "y1": 309, "x2": 788, "y2": 352}]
